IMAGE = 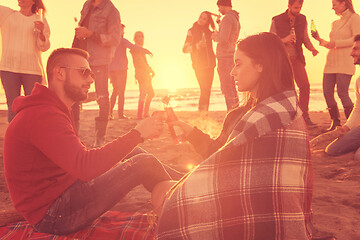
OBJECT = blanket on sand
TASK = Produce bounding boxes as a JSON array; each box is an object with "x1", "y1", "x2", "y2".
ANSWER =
[{"x1": 0, "y1": 211, "x2": 155, "y2": 239}]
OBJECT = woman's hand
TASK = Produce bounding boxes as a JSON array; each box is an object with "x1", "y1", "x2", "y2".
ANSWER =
[
  {"x1": 323, "y1": 41, "x2": 335, "y2": 49},
  {"x1": 34, "y1": 21, "x2": 44, "y2": 33},
  {"x1": 311, "y1": 31, "x2": 320, "y2": 41},
  {"x1": 170, "y1": 121, "x2": 194, "y2": 138},
  {"x1": 34, "y1": 21, "x2": 45, "y2": 41}
]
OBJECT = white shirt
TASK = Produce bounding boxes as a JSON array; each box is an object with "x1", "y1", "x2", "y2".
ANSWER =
[{"x1": 0, "y1": 6, "x2": 50, "y2": 76}]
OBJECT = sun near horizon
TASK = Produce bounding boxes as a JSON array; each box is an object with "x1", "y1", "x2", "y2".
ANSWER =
[{"x1": 1, "y1": 0, "x2": 360, "y2": 92}]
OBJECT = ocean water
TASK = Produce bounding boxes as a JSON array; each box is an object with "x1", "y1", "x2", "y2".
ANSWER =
[{"x1": 0, "y1": 83, "x2": 355, "y2": 112}]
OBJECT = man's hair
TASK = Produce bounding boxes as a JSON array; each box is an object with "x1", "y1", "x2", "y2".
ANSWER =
[
  {"x1": 46, "y1": 48, "x2": 89, "y2": 82},
  {"x1": 236, "y1": 32, "x2": 295, "y2": 103},
  {"x1": 289, "y1": 0, "x2": 304, "y2": 6},
  {"x1": 355, "y1": 34, "x2": 360, "y2": 42}
]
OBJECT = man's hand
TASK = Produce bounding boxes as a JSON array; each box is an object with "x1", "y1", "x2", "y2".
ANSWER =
[
  {"x1": 282, "y1": 34, "x2": 296, "y2": 44},
  {"x1": 134, "y1": 117, "x2": 164, "y2": 140},
  {"x1": 75, "y1": 26, "x2": 93, "y2": 39},
  {"x1": 211, "y1": 31, "x2": 219, "y2": 41},
  {"x1": 312, "y1": 49, "x2": 319, "y2": 56}
]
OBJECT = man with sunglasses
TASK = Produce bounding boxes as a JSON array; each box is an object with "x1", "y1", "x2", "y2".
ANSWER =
[{"x1": 3, "y1": 48, "x2": 182, "y2": 235}]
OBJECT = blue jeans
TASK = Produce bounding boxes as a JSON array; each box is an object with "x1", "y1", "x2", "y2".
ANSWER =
[
  {"x1": 0, "y1": 71, "x2": 42, "y2": 122},
  {"x1": 326, "y1": 126, "x2": 360, "y2": 160},
  {"x1": 323, "y1": 73, "x2": 353, "y2": 109},
  {"x1": 93, "y1": 65, "x2": 110, "y2": 120},
  {"x1": 217, "y1": 58, "x2": 239, "y2": 111},
  {"x1": 109, "y1": 70, "x2": 127, "y2": 117},
  {"x1": 33, "y1": 147, "x2": 183, "y2": 235},
  {"x1": 194, "y1": 68, "x2": 214, "y2": 111}
]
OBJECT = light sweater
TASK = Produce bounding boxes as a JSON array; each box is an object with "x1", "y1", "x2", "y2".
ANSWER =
[
  {"x1": 324, "y1": 9, "x2": 360, "y2": 75},
  {"x1": 345, "y1": 76, "x2": 360, "y2": 129},
  {"x1": 0, "y1": 6, "x2": 50, "y2": 76}
]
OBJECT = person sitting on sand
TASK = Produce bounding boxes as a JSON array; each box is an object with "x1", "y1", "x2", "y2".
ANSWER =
[
  {"x1": 3, "y1": 48, "x2": 183, "y2": 235},
  {"x1": 154, "y1": 32, "x2": 313, "y2": 239},
  {"x1": 325, "y1": 34, "x2": 360, "y2": 160}
]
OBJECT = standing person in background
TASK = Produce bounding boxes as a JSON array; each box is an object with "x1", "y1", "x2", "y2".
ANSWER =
[
  {"x1": 0, "y1": 0, "x2": 50, "y2": 123},
  {"x1": 212, "y1": 0, "x2": 240, "y2": 111},
  {"x1": 72, "y1": 0, "x2": 121, "y2": 146},
  {"x1": 312, "y1": 0, "x2": 360, "y2": 131},
  {"x1": 325, "y1": 35, "x2": 360, "y2": 160},
  {"x1": 109, "y1": 24, "x2": 152, "y2": 120},
  {"x1": 270, "y1": 0, "x2": 319, "y2": 127},
  {"x1": 131, "y1": 31, "x2": 155, "y2": 120},
  {"x1": 183, "y1": 11, "x2": 216, "y2": 113}
]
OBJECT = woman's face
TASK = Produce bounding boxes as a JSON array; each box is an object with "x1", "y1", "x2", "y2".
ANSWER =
[
  {"x1": 231, "y1": 49, "x2": 262, "y2": 95},
  {"x1": 197, "y1": 13, "x2": 208, "y2": 26},
  {"x1": 18, "y1": 0, "x2": 35, "y2": 9},
  {"x1": 134, "y1": 33, "x2": 144, "y2": 46},
  {"x1": 332, "y1": 0, "x2": 347, "y2": 15}
]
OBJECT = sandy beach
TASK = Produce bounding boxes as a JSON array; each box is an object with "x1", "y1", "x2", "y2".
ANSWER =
[{"x1": 0, "y1": 109, "x2": 359, "y2": 239}]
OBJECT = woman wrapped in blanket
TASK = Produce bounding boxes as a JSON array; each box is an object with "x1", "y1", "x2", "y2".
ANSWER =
[{"x1": 153, "y1": 32, "x2": 313, "y2": 239}]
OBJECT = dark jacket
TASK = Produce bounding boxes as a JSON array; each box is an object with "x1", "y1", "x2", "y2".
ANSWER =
[
  {"x1": 272, "y1": 10, "x2": 307, "y2": 64},
  {"x1": 73, "y1": 0, "x2": 121, "y2": 66},
  {"x1": 183, "y1": 22, "x2": 216, "y2": 70}
]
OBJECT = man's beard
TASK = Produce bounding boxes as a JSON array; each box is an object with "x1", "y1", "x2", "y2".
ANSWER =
[
  {"x1": 289, "y1": 10, "x2": 300, "y2": 17},
  {"x1": 64, "y1": 79, "x2": 88, "y2": 102},
  {"x1": 355, "y1": 58, "x2": 360, "y2": 65}
]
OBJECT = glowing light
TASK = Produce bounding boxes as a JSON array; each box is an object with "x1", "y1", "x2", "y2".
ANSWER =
[{"x1": 186, "y1": 163, "x2": 196, "y2": 171}]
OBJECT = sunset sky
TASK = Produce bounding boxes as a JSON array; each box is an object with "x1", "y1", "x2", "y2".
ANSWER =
[{"x1": 1, "y1": 0, "x2": 360, "y2": 91}]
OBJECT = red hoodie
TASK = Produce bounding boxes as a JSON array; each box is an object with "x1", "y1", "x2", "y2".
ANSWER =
[{"x1": 3, "y1": 84, "x2": 143, "y2": 225}]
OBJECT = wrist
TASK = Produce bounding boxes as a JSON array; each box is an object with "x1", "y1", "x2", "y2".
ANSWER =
[{"x1": 132, "y1": 129, "x2": 145, "y2": 142}]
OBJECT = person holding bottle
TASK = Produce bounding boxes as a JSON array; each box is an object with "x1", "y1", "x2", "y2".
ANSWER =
[
  {"x1": 155, "y1": 33, "x2": 313, "y2": 239},
  {"x1": 212, "y1": 0, "x2": 240, "y2": 111},
  {"x1": 130, "y1": 31, "x2": 155, "y2": 119},
  {"x1": 270, "y1": 0, "x2": 319, "y2": 127},
  {"x1": 312, "y1": 0, "x2": 360, "y2": 131},
  {"x1": 183, "y1": 11, "x2": 216, "y2": 112},
  {"x1": 0, "y1": 0, "x2": 50, "y2": 122},
  {"x1": 72, "y1": 0, "x2": 121, "y2": 146}
]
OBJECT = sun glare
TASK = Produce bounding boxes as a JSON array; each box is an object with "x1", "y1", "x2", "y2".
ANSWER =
[{"x1": 154, "y1": 60, "x2": 194, "y2": 90}]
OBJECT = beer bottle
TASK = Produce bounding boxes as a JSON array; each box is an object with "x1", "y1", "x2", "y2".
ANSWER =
[
  {"x1": 161, "y1": 96, "x2": 185, "y2": 144},
  {"x1": 311, "y1": 19, "x2": 317, "y2": 35}
]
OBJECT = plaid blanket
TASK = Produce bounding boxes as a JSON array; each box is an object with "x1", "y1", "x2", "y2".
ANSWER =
[
  {"x1": 0, "y1": 211, "x2": 155, "y2": 240},
  {"x1": 156, "y1": 91, "x2": 313, "y2": 239}
]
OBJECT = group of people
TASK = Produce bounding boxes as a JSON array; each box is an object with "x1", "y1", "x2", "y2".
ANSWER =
[
  {"x1": 183, "y1": 0, "x2": 240, "y2": 112},
  {"x1": 1, "y1": 0, "x2": 360, "y2": 239}
]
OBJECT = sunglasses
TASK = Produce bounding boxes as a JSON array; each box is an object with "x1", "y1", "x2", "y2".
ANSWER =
[{"x1": 61, "y1": 67, "x2": 96, "y2": 79}]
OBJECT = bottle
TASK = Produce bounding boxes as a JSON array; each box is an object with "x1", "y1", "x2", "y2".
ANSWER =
[
  {"x1": 74, "y1": 17, "x2": 79, "y2": 28},
  {"x1": 290, "y1": 27, "x2": 296, "y2": 44},
  {"x1": 311, "y1": 19, "x2": 317, "y2": 35},
  {"x1": 161, "y1": 96, "x2": 185, "y2": 144}
]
